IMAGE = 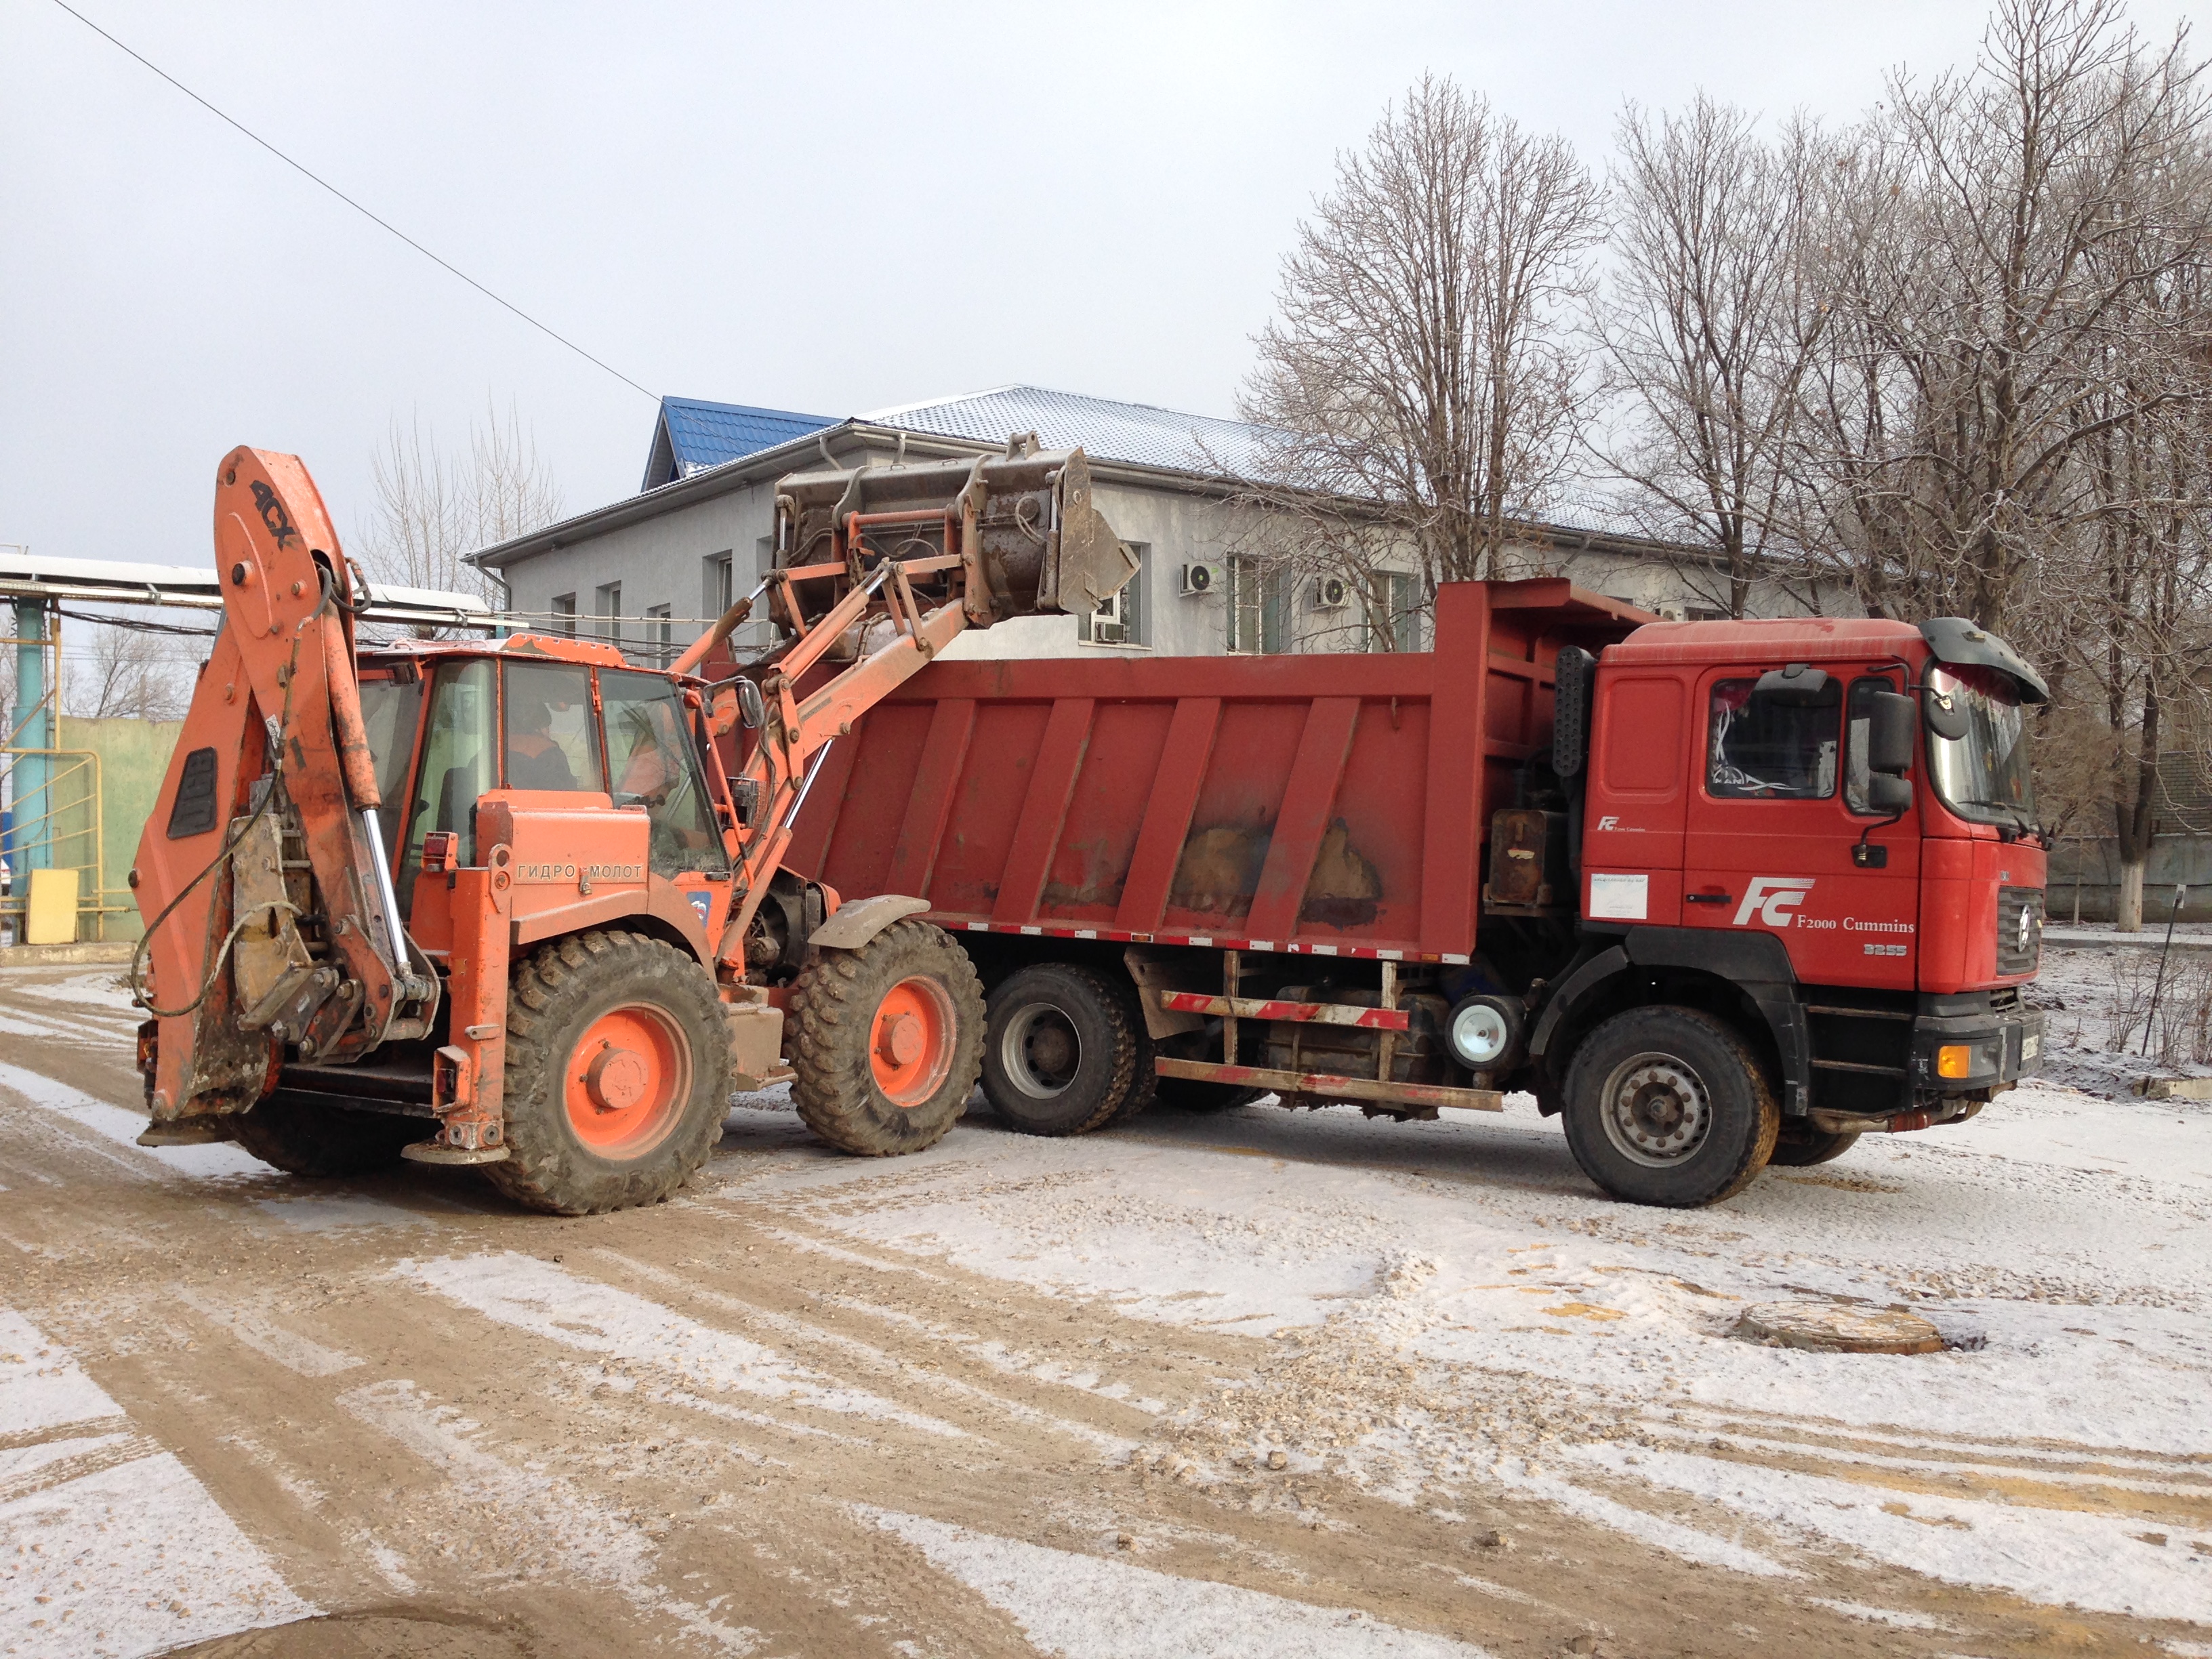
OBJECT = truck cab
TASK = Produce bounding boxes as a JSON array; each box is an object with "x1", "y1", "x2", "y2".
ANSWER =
[{"x1": 1538, "y1": 615, "x2": 2045, "y2": 1192}]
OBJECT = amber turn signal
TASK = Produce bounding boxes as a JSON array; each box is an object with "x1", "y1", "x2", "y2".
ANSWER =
[{"x1": 1936, "y1": 1044, "x2": 1974, "y2": 1079}]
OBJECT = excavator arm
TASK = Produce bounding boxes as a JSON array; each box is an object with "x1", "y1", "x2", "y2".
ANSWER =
[{"x1": 134, "y1": 448, "x2": 438, "y2": 1122}]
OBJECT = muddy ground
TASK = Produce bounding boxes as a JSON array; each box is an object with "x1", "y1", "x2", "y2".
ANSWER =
[{"x1": 2, "y1": 960, "x2": 2208, "y2": 1659}]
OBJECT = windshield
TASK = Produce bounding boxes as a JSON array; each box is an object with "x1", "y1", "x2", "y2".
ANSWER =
[
  {"x1": 1925, "y1": 663, "x2": 2034, "y2": 830},
  {"x1": 358, "y1": 674, "x2": 424, "y2": 868}
]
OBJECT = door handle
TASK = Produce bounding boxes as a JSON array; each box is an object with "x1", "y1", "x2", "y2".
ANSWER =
[{"x1": 1685, "y1": 892, "x2": 1732, "y2": 905}]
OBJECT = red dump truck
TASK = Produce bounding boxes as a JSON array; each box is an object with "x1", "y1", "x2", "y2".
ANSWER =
[{"x1": 770, "y1": 577, "x2": 2048, "y2": 1207}]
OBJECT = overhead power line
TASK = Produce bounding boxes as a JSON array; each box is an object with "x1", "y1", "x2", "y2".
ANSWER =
[{"x1": 47, "y1": 0, "x2": 659, "y2": 403}]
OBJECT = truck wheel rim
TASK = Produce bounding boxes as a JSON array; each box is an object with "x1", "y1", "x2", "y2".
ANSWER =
[
  {"x1": 1599, "y1": 1052, "x2": 1711, "y2": 1167},
  {"x1": 872, "y1": 976, "x2": 956, "y2": 1108},
  {"x1": 565, "y1": 1004, "x2": 692, "y2": 1157},
  {"x1": 1000, "y1": 1002, "x2": 1082, "y2": 1100}
]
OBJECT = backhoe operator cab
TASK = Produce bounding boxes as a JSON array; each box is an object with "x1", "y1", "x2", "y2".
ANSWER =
[{"x1": 1540, "y1": 615, "x2": 2047, "y2": 1202}]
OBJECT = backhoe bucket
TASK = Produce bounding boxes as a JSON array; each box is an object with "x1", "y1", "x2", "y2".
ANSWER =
[{"x1": 771, "y1": 443, "x2": 1136, "y2": 630}]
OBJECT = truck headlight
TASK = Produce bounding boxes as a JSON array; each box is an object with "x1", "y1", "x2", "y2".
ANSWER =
[{"x1": 1935, "y1": 1042, "x2": 1992, "y2": 1079}]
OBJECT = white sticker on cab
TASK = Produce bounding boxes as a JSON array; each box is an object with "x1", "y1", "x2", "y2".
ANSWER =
[{"x1": 1588, "y1": 872, "x2": 1649, "y2": 921}]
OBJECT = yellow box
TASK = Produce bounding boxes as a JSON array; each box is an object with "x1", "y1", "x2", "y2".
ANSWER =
[{"x1": 25, "y1": 867, "x2": 81, "y2": 945}]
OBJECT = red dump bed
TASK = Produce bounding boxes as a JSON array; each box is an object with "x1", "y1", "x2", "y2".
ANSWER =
[{"x1": 785, "y1": 580, "x2": 1647, "y2": 966}]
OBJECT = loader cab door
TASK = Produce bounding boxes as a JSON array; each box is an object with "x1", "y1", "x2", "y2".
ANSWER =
[
  {"x1": 1682, "y1": 665, "x2": 1919, "y2": 988},
  {"x1": 598, "y1": 670, "x2": 729, "y2": 880},
  {"x1": 398, "y1": 658, "x2": 499, "y2": 914}
]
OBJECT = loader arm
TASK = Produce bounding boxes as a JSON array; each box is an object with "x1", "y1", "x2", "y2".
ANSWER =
[
  {"x1": 680, "y1": 443, "x2": 1135, "y2": 970},
  {"x1": 134, "y1": 448, "x2": 438, "y2": 1122}
]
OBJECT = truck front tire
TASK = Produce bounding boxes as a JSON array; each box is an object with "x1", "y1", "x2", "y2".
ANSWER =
[
  {"x1": 1561, "y1": 1006, "x2": 1778, "y2": 1207},
  {"x1": 981, "y1": 964, "x2": 1139, "y2": 1136},
  {"x1": 1769, "y1": 1125, "x2": 1860, "y2": 1166}
]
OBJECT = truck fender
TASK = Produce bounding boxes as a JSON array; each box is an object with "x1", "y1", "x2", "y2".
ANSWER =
[
  {"x1": 1528, "y1": 928, "x2": 1812, "y2": 1115},
  {"x1": 1528, "y1": 946, "x2": 1629, "y2": 1067},
  {"x1": 808, "y1": 893, "x2": 930, "y2": 951}
]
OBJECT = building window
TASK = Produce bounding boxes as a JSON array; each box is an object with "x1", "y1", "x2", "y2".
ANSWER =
[
  {"x1": 595, "y1": 581, "x2": 622, "y2": 647},
  {"x1": 550, "y1": 593, "x2": 575, "y2": 637},
  {"x1": 1370, "y1": 571, "x2": 1424, "y2": 652},
  {"x1": 704, "y1": 552, "x2": 733, "y2": 618},
  {"x1": 1227, "y1": 555, "x2": 1288, "y2": 653},
  {"x1": 647, "y1": 604, "x2": 673, "y2": 664},
  {"x1": 1080, "y1": 544, "x2": 1146, "y2": 647}
]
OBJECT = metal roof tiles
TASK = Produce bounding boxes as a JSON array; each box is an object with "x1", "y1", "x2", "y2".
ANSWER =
[
  {"x1": 649, "y1": 397, "x2": 838, "y2": 488},
  {"x1": 859, "y1": 385, "x2": 1271, "y2": 477}
]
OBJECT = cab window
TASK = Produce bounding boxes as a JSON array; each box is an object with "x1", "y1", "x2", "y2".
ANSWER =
[
  {"x1": 1843, "y1": 674, "x2": 1900, "y2": 815},
  {"x1": 1707, "y1": 676, "x2": 1840, "y2": 800},
  {"x1": 503, "y1": 663, "x2": 601, "y2": 793},
  {"x1": 599, "y1": 670, "x2": 729, "y2": 877},
  {"x1": 358, "y1": 670, "x2": 424, "y2": 870},
  {"x1": 401, "y1": 657, "x2": 495, "y2": 905}
]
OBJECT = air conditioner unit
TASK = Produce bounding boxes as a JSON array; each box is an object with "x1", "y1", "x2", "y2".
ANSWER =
[
  {"x1": 1312, "y1": 575, "x2": 1351, "y2": 611},
  {"x1": 1657, "y1": 602, "x2": 1689, "y2": 623},
  {"x1": 1180, "y1": 562, "x2": 1220, "y2": 597}
]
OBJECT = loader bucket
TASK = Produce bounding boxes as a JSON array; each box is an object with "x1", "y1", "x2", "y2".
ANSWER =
[{"x1": 771, "y1": 443, "x2": 1137, "y2": 630}]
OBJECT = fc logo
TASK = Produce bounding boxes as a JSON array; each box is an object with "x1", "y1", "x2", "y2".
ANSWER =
[{"x1": 1734, "y1": 877, "x2": 1814, "y2": 928}]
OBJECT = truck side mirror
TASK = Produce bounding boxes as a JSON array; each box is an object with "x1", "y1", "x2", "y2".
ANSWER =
[
  {"x1": 1867, "y1": 691, "x2": 1917, "y2": 774},
  {"x1": 1865, "y1": 773, "x2": 1912, "y2": 815}
]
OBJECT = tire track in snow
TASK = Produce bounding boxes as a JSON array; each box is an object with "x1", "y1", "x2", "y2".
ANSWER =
[{"x1": 0, "y1": 1305, "x2": 311, "y2": 1659}]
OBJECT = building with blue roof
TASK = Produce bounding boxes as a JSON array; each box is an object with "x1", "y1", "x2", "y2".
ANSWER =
[
  {"x1": 475, "y1": 386, "x2": 1746, "y2": 665},
  {"x1": 641, "y1": 398, "x2": 840, "y2": 491}
]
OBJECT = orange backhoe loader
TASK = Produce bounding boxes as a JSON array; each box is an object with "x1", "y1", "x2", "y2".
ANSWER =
[{"x1": 129, "y1": 440, "x2": 1134, "y2": 1213}]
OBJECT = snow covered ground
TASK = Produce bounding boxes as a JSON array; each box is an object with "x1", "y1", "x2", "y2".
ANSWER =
[
  {"x1": 3, "y1": 957, "x2": 2210, "y2": 1656},
  {"x1": 711, "y1": 1070, "x2": 2212, "y2": 1633}
]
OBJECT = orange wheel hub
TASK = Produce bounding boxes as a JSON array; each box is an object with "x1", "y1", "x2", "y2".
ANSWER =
[
  {"x1": 564, "y1": 1004, "x2": 691, "y2": 1158},
  {"x1": 870, "y1": 975, "x2": 956, "y2": 1108}
]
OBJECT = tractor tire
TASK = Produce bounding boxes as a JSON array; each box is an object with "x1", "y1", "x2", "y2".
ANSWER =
[
  {"x1": 1561, "y1": 1006, "x2": 1779, "y2": 1208},
  {"x1": 790, "y1": 920, "x2": 984, "y2": 1156},
  {"x1": 232, "y1": 1098, "x2": 419, "y2": 1177},
  {"x1": 1769, "y1": 1125, "x2": 1861, "y2": 1166},
  {"x1": 487, "y1": 930, "x2": 731, "y2": 1216},
  {"x1": 981, "y1": 964, "x2": 1141, "y2": 1136},
  {"x1": 1151, "y1": 1076, "x2": 1267, "y2": 1112}
]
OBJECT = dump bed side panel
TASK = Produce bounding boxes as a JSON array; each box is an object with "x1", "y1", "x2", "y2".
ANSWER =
[{"x1": 785, "y1": 580, "x2": 1647, "y2": 964}]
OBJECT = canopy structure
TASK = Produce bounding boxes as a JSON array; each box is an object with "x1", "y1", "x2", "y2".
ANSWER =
[{"x1": 0, "y1": 550, "x2": 493, "y2": 630}]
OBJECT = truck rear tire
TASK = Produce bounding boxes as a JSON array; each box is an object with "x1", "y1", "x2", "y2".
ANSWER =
[
  {"x1": 489, "y1": 930, "x2": 732, "y2": 1216},
  {"x1": 232, "y1": 1098, "x2": 419, "y2": 1177},
  {"x1": 791, "y1": 920, "x2": 984, "y2": 1156},
  {"x1": 1561, "y1": 1006, "x2": 1778, "y2": 1207},
  {"x1": 981, "y1": 964, "x2": 1139, "y2": 1136},
  {"x1": 1769, "y1": 1125, "x2": 1860, "y2": 1166}
]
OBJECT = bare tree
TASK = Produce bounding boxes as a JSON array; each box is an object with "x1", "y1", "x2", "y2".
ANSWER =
[
  {"x1": 1241, "y1": 75, "x2": 1604, "y2": 615},
  {"x1": 1594, "y1": 98, "x2": 1830, "y2": 617},
  {"x1": 61, "y1": 617, "x2": 192, "y2": 722},
  {"x1": 359, "y1": 398, "x2": 563, "y2": 610},
  {"x1": 1792, "y1": 0, "x2": 2212, "y2": 640}
]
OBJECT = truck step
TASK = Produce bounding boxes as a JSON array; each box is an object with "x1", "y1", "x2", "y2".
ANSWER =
[
  {"x1": 1158, "y1": 993, "x2": 1410, "y2": 1031},
  {"x1": 1154, "y1": 1057, "x2": 1501, "y2": 1112}
]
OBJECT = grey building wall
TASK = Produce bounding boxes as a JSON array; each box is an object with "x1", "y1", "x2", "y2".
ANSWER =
[{"x1": 482, "y1": 424, "x2": 1843, "y2": 665}]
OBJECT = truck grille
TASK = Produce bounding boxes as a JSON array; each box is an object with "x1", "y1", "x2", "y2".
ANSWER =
[{"x1": 1996, "y1": 886, "x2": 2044, "y2": 975}]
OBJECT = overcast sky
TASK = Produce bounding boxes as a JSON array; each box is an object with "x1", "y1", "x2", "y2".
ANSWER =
[{"x1": 2, "y1": 0, "x2": 2198, "y2": 573}]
